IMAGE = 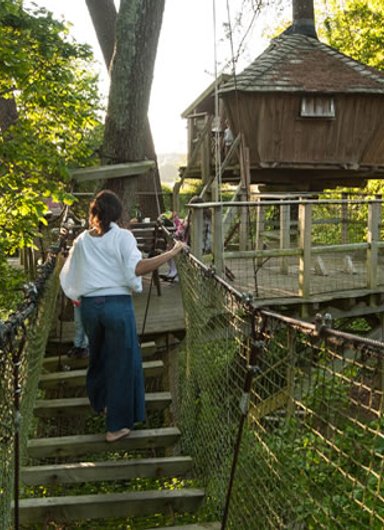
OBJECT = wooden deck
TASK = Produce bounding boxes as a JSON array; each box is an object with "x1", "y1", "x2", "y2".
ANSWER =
[
  {"x1": 223, "y1": 254, "x2": 384, "y2": 318},
  {"x1": 50, "y1": 274, "x2": 185, "y2": 345},
  {"x1": 134, "y1": 274, "x2": 185, "y2": 337}
]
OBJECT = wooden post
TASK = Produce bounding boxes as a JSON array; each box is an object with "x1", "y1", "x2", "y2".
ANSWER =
[
  {"x1": 191, "y1": 207, "x2": 203, "y2": 260},
  {"x1": 379, "y1": 313, "x2": 384, "y2": 407},
  {"x1": 187, "y1": 118, "x2": 193, "y2": 165},
  {"x1": 172, "y1": 174, "x2": 182, "y2": 213},
  {"x1": 239, "y1": 191, "x2": 248, "y2": 252},
  {"x1": 239, "y1": 138, "x2": 250, "y2": 251},
  {"x1": 201, "y1": 115, "x2": 211, "y2": 186},
  {"x1": 280, "y1": 201, "x2": 291, "y2": 274},
  {"x1": 298, "y1": 202, "x2": 312, "y2": 298},
  {"x1": 211, "y1": 178, "x2": 219, "y2": 202},
  {"x1": 212, "y1": 205, "x2": 224, "y2": 276},
  {"x1": 341, "y1": 192, "x2": 348, "y2": 244},
  {"x1": 367, "y1": 201, "x2": 380, "y2": 290},
  {"x1": 255, "y1": 199, "x2": 265, "y2": 267}
]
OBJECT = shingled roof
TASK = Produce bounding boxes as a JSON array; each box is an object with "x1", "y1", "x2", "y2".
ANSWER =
[{"x1": 220, "y1": 32, "x2": 384, "y2": 95}]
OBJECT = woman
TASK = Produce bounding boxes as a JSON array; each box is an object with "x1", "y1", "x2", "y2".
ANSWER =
[{"x1": 60, "y1": 190, "x2": 184, "y2": 442}]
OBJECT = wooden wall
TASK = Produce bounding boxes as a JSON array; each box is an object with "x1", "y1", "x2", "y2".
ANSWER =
[{"x1": 223, "y1": 93, "x2": 384, "y2": 169}]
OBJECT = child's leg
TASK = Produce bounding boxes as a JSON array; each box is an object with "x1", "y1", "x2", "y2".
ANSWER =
[
  {"x1": 167, "y1": 258, "x2": 177, "y2": 277},
  {"x1": 74, "y1": 305, "x2": 89, "y2": 349}
]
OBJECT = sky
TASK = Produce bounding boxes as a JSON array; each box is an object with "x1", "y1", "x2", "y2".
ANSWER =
[{"x1": 26, "y1": 1, "x2": 277, "y2": 154}]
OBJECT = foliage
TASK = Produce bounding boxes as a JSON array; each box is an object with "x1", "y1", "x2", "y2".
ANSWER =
[
  {"x1": 0, "y1": 260, "x2": 26, "y2": 319},
  {"x1": 321, "y1": 0, "x2": 384, "y2": 71},
  {"x1": 0, "y1": 0, "x2": 102, "y2": 261},
  {"x1": 223, "y1": 364, "x2": 384, "y2": 529},
  {"x1": 160, "y1": 182, "x2": 173, "y2": 212}
]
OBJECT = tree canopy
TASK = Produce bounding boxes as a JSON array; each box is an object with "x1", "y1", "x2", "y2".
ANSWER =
[
  {"x1": 321, "y1": 0, "x2": 384, "y2": 71},
  {"x1": 0, "y1": 0, "x2": 102, "y2": 258}
]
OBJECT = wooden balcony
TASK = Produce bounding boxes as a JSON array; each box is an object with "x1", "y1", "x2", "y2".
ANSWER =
[{"x1": 187, "y1": 196, "x2": 384, "y2": 318}]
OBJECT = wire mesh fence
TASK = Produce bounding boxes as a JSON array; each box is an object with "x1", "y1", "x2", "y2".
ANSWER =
[
  {"x1": 0, "y1": 251, "x2": 63, "y2": 529},
  {"x1": 176, "y1": 251, "x2": 384, "y2": 529}
]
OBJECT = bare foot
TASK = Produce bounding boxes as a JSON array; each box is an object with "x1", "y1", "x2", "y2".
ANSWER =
[{"x1": 106, "y1": 428, "x2": 130, "y2": 442}]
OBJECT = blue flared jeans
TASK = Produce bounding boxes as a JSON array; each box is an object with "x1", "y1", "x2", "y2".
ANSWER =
[{"x1": 80, "y1": 295, "x2": 145, "y2": 432}]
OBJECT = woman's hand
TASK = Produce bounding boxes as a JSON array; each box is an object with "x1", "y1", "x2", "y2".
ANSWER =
[
  {"x1": 135, "y1": 240, "x2": 187, "y2": 277},
  {"x1": 170, "y1": 240, "x2": 186, "y2": 257}
]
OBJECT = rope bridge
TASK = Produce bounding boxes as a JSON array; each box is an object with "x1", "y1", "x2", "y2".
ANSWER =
[
  {"x1": 0, "y1": 233, "x2": 66, "y2": 529},
  {"x1": 176, "y1": 251, "x2": 384, "y2": 529},
  {"x1": 0, "y1": 219, "x2": 383, "y2": 528}
]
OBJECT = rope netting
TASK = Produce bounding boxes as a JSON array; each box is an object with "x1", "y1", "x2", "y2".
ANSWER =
[
  {"x1": 176, "y1": 252, "x2": 384, "y2": 529},
  {"x1": 0, "y1": 251, "x2": 63, "y2": 529}
]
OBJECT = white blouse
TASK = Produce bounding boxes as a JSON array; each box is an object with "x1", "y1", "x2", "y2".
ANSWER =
[{"x1": 59, "y1": 222, "x2": 143, "y2": 300}]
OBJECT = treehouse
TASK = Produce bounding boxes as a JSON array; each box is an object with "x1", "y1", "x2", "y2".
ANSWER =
[{"x1": 179, "y1": 0, "x2": 384, "y2": 193}]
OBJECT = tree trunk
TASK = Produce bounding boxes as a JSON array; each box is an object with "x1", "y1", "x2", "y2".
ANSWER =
[
  {"x1": 85, "y1": 0, "x2": 116, "y2": 70},
  {"x1": 0, "y1": 97, "x2": 18, "y2": 132},
  {"x1": 86, "y1": 0, "x2": 164, "y2": 221}
]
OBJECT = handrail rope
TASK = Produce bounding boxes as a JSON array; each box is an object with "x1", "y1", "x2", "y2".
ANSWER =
[
  {"x1": 12, "y1": 321, "x2": 27, "y2": 530},
  {"x1": 0, "y1": 211, "x2": 71, "y2": 347}
]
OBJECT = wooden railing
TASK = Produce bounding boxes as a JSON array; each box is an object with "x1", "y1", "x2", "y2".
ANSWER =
[{"x1": 188, "y1": 197, "x2": 384, "y2": 299}]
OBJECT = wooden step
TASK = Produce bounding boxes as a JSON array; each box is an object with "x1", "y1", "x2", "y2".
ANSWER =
[
  {"x1": 21, "y1": 455, "x2": 193, "y2": 485},
  {"x1": 42, "y1": 355, "x2": 88, "y2": 371},
  {"x1": 18, "y1": 488, "x2": 205, "y2": 525},
  {"x1": 149, "y1": 522, "x2": 221, "y2": 530},
  {"x1": 34, "y1": 392, "x2": 171, "y2": 417},
  {"x1": 39, "y1": 360, "x2": 164, "y2": 389},
  {"x1": 27, "y1": 427, "x2": 181, "y2": 459},
  {"x1": 44, "y1": 339, "x2": 158, "y2": 361}
]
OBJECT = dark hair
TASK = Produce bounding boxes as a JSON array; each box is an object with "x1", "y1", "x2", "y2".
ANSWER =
[{"x1": 90, "y1": 190, "x2": 122, "y2": 233}]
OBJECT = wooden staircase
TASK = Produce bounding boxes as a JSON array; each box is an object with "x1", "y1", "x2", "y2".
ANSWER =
[{"x1": 18, "y1": 337, "x2": 213, "y2": 528}]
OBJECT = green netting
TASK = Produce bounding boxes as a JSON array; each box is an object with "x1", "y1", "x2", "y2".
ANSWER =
[
  {"x1": 176, "y1": 252, "x2": 384, "y2": 529},
  {"x1": 0, "y1": 261, "x2": 61, "y2": 529}
]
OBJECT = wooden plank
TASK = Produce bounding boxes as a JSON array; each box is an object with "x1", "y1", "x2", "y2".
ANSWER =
[
  {"x1": 42, "y1": 354, "x2": 88, "y2": 371},
  {"x1": 21, "y1": 456, "x2": 192, "y2": 485},
  {"x1": 70, "y1": 160, "x2": 155, "y2": 183},
  {"x1": 212, "y1": 206, "x2": 224, "y2": 275},
  {"x1": 49, "y1": 282, "x2": 186, "y2": 341},
  {"x1": 27, "y1": 427, "x2": 181, "y2": 459},
  {"x1": 249, "y1": 389, "x2": 289, "y2": 421},
  {"x1": 224, "y1": 248, "x2": 301, "y2": 259},
  {"x1": 367, "y1": 201, "x2": 380, "y2": 289},
  {"x1": 43, "y1": 340, "x2": 158, "y2": 368},
  {"x1": 280, "y1": 203, "x2": 290, "y2": 274},
  {"x1": 39, "y1": 360, "x2": 163, "y2": 388},
  {"x1": 18, "y1": 488, "x2": 204, "y2": 525},
  {"x1": 311, "y1": 242, "x2": 367, "y2": 254},
  {"x1": 34, "y1": 392, "x2": 171, "y2": 417},
  {"x1": 149, "y1": 522, "x2": 221, "y2": 530},
  {"x1": 298, "y1": 202, "x2": 312, "y2": 298}
]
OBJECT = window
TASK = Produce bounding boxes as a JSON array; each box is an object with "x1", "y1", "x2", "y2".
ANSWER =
[{"x1": 300, "y1": 96, "x2": 335, "y2": 118}]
